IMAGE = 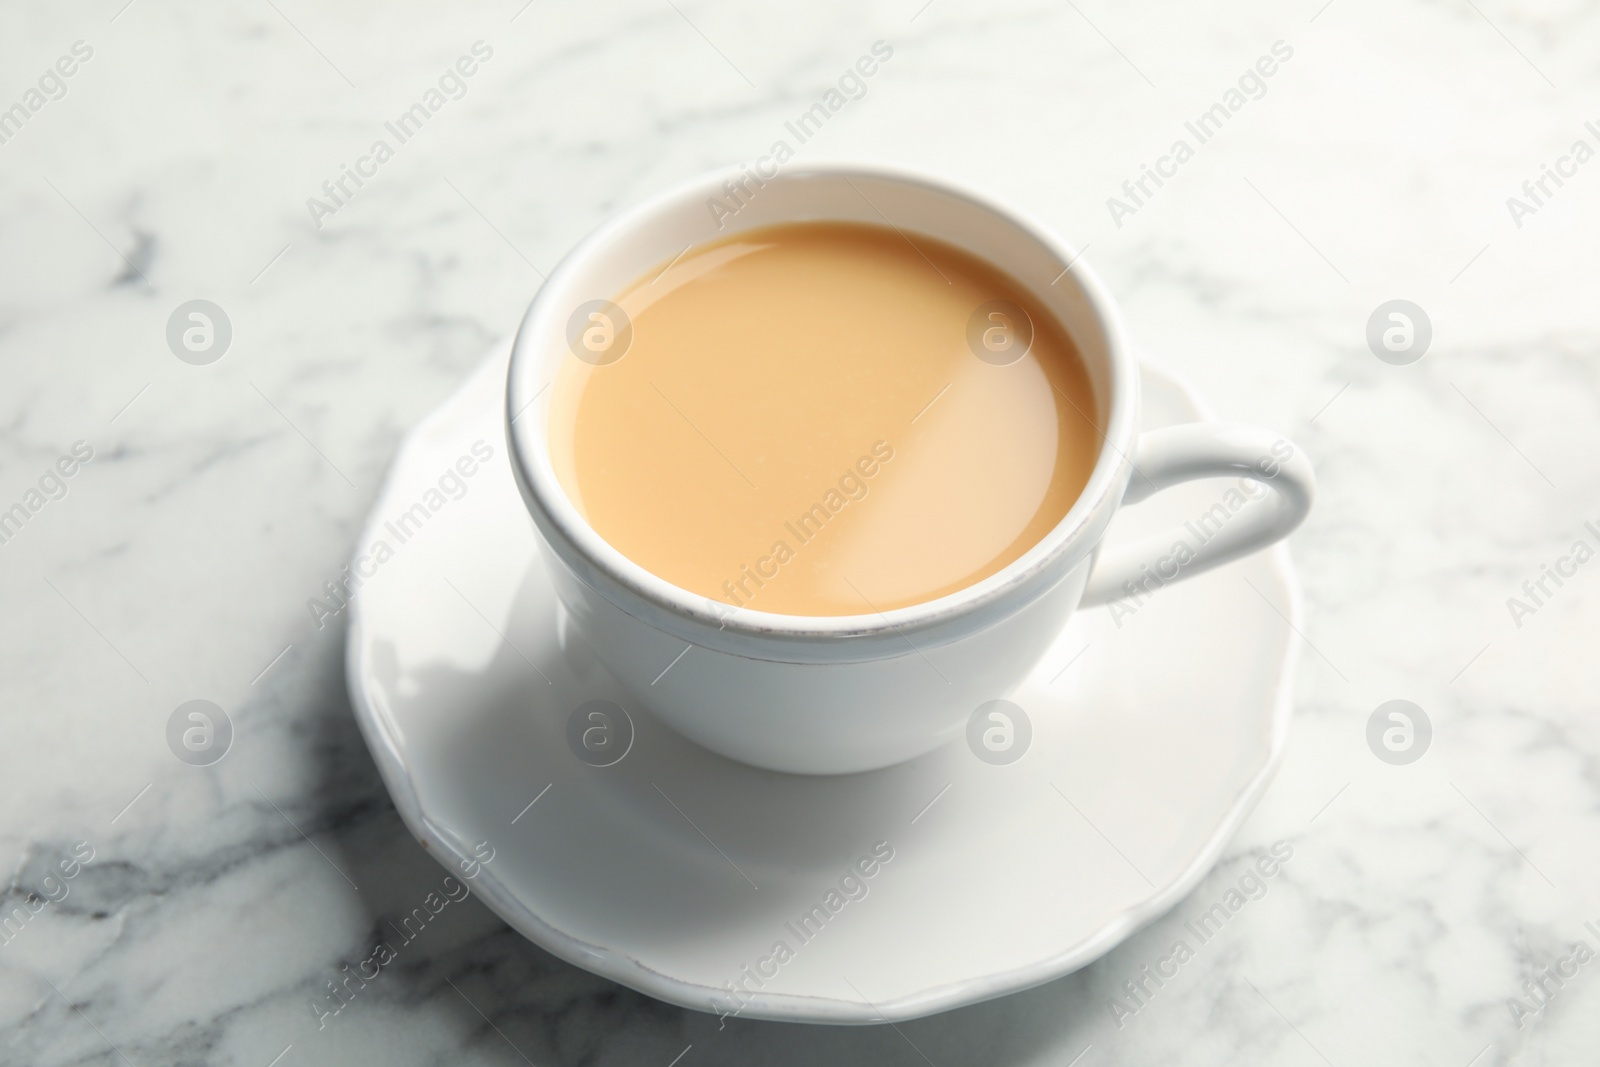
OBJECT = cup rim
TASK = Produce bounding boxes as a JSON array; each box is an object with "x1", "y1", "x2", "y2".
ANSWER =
[{"x1": 506, "y1": 160, "x2": 1139, "y2": 647}]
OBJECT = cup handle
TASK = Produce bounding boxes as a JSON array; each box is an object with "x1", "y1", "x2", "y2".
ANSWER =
[{"x1": 1078, "y1": 423, "x2": 1315, "y2": 607}]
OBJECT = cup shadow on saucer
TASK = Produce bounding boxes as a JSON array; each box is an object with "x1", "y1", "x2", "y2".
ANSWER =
[{"x1": 305, "y1": 624, "x2": 1143, "y2": 1067}]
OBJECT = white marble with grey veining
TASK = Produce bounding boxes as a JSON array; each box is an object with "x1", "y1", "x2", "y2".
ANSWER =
[{"x1": 2, "y1": 0, "x2": 1598, "y2": 1064}]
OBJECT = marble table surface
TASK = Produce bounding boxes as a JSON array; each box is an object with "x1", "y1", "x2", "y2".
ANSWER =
[{"x1": 3, "y1": 1, "x2": 1597, "y2": 1064}]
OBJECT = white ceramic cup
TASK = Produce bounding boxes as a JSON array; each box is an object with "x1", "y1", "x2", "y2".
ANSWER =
[{"x1": 506, "y1": 161, "x2": 1314, "y2": 775}]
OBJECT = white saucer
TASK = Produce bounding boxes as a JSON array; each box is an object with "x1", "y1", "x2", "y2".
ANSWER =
[{"x1": 346, "y1": 342, "x2": 1300, "y2": 1024}]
